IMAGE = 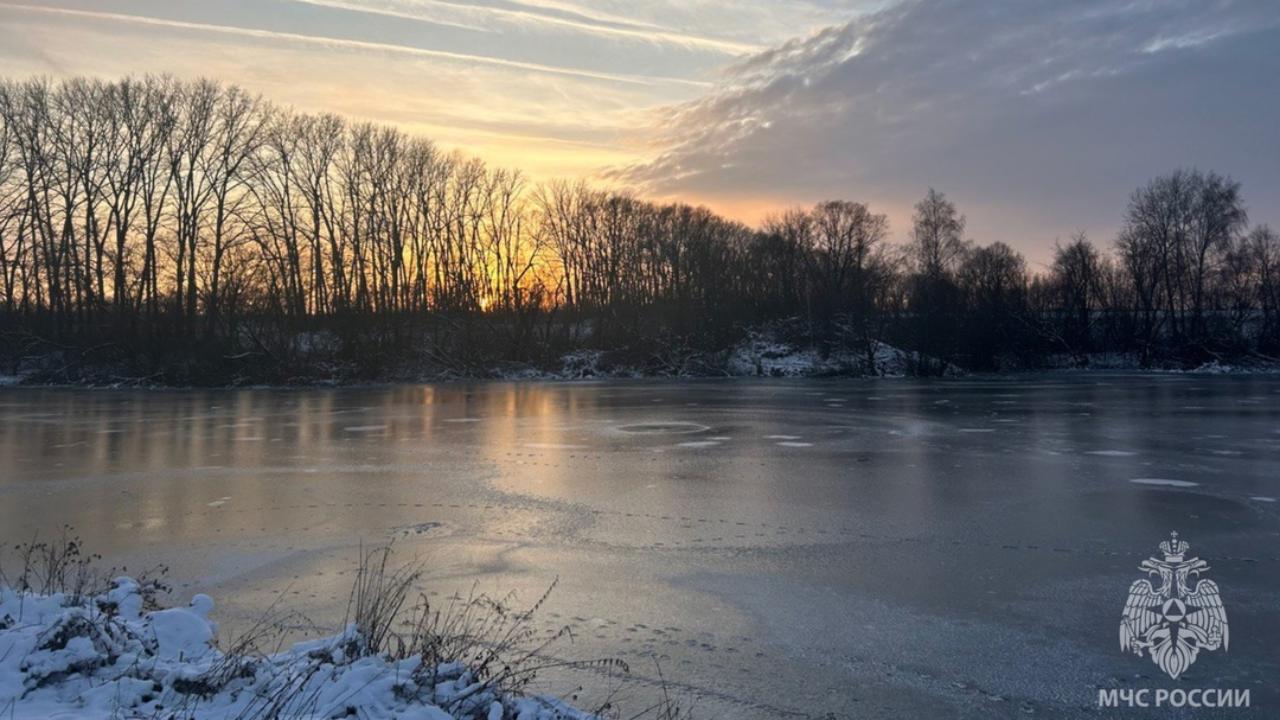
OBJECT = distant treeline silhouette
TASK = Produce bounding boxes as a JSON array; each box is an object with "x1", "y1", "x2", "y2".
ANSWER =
[{"x1": 1, "y1": 76, "x2": 1277, "y2": 381}]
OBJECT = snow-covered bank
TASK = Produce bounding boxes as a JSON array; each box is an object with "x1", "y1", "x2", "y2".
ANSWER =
[
  {"x1": 725, "y1": 333, "x2": 962, "y2": 378},
  {"x1": 0, "y1": 579, "x2": 595, "y2": 720},
  {"x1": 9, "y1": 320, "x2": 1280, "y2": 386},
  {"x1": 1042, "y1": 352, "x2": 1280, "y2": 375}
]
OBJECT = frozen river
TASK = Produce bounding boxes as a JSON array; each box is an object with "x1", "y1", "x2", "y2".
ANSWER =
[{"x1": 1, "y1": 375, "x2": 1278, "y2": 718}]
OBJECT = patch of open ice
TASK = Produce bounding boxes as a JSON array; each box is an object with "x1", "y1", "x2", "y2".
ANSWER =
[
  {"x1": 678, "y1": 440, "x2": 721, "y2": 448},
  {"x1": 764, "y1": 434, "x2": 801, "y2": 440},
  {"x1": 614, "y1": 422, "x2": 709, "y2": 435},
  {"x1": 206, "y1": 497, "x2": 231, "y2": 507},
  {"x1": 1250, "y1": 496, "x2": 1277, "y2": 503},
  {"x1": 1086, "y1": 450, "x2": 1138, "y2": 457},
  {"x1": 1129, "y1": 478, "x2": 1200, "y2": 488},
  {"x1": 392, "y1": 521, "x2": 445, "y2": 537},
  {"x1": 776, "y1": 441, "x2": 814, "y2": 447}
]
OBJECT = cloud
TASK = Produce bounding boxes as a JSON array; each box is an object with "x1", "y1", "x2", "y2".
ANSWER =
[
  {"x1": 287, "y1": 0, "x2": 763, "y2": 54},
  {"x1": 616, "y1": 0, "x2": 1280, "y2": 259},
  {"x1": 0, "y1": 2, "x2": 715, "y2": 87},
  {"x1": 0, "y1": 1, "x2": 662, "y2": 180}
]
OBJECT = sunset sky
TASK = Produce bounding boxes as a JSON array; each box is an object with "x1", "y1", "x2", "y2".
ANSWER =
[{"x1": 2, "y1": 0, "x2": 1276, "y2": 264}]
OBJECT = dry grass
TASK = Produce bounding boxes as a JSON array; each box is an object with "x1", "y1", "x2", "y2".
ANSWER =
[
  {"x1": 344, "y1": 542, "x2": 422, "y2": 657},
  {"x1": 0, "y1": 526, "x2": 169, "y2": 613},
  {"x1": 2, "y1": 534, "x2": 693, "y2": 719}
]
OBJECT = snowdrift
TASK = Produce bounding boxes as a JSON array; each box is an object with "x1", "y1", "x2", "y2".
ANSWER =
[{"x1": 0, "y1": 579, "x2": 594, "y2": 720}]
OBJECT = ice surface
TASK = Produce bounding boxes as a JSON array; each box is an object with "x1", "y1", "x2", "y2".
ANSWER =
[
  {"x1": 1129, "y1": 478, "x2": 1200, "y2": 487},
  {"x1": 2, "y1": 376, "x2": 1278, "y2": 719}
]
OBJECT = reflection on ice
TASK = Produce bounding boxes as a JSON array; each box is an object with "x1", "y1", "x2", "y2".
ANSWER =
[
  {"x1": 1, "y1": 377, "x2": 1278, "y2": 719},
  {"x1": 1129, "y1": 478, "x2": 1199, "y2": 487}
]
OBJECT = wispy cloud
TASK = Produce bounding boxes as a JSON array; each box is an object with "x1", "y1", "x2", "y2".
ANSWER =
[
  {"x1": 0, "y1": 2, "x2": 711, "y2": 87},
  {"x1": 0, "y1": 0, "x2": 674, "y2": 181},
  {"x1": 289, "y1": 0, "x2": 762, "y2": 54},
  {"x1": 287, "y1": 0, "x2": 493, "y2": 33}
]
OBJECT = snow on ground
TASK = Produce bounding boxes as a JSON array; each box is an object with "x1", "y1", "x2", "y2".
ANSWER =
[
  {"x1": 0, "y1": 580, "x2": 594, "y2": 720},
  {"x1": 725, "y1": 331, "x2": 957, "y2": 378},
  {"x1": 1047, "y1": 353, "x2": 1280, "y2": 374}
]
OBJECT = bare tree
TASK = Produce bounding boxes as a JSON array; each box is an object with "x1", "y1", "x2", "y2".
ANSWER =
[
  {"x1": 1049, "y1": 233, "x2": 1100, "y2": 356},
  {"x1": 4, "y1": 75, "x2": 1280, "y2": 381},
  {"x1": 958, "y1": 242, "x2": 1027, "y2": 368},
  {"x1": 911, "y1": 188, "x2": 967, "y2": 279}
]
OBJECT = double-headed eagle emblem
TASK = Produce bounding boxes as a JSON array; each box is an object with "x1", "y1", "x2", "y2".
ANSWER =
[{"x1": 1119, "y1": 532, "x2": 1228, "y2": 679}]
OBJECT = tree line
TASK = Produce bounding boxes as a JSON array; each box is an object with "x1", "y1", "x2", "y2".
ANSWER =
[{"x1": 1, "y1": 76, "x2": 1276, "y2": 380}]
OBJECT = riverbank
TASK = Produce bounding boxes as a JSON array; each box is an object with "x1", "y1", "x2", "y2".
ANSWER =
[
  {"x1": 6, "y1": 333, "x2": 1278, "y2": 388},
  {"x1": 0, "y1": 542, "x2": 641, "y2": 720}
]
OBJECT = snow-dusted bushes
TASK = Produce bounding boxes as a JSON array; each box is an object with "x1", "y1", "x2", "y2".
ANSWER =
[
  {"x1": 725, "y1": 322, "x2": 962, "y2": 377},
  {"x1": 0, "y1": 539, "x2": 648, "y2": 720}
]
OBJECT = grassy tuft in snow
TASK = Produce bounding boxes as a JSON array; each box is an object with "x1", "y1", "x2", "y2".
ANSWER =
[{"x1": 0, "y1": 536, "x2": 684, "y2": 720}]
